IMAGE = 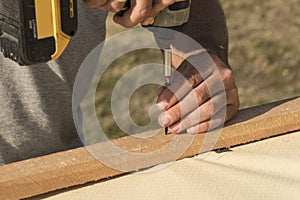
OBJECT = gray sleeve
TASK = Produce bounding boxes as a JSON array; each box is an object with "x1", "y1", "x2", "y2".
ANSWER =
[{"x1": 0, "y1": 2, "x2": 107, "y2": 165}]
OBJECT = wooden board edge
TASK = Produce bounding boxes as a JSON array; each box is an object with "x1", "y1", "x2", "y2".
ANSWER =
[{"x1": 0, "y1": 97, "x2": 300, "y2": 199}]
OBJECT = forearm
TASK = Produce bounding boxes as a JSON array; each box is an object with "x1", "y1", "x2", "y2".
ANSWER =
[{"x1": 184, "y1": 0, "x2": 229, "y2": 65}]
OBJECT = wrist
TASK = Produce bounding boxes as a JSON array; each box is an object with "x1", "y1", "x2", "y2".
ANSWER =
[
  {"x1": 170, "y1": 45, "x2": 207, "y2": 68},
  {"x1": 170, "y1": 46, "x2": 230, "y2": 71}
]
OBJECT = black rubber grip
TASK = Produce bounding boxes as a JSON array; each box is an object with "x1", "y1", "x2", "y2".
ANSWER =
[
  {"x1": 19, "y1": 0, "x2": 55, "y2": 64},
  {"x1": 0, "y1": 0, "x2": 55, "y2": 65},
  {"x1": 0, "y1": 0, "x2": 78, "y2": 65},
  {"x1": 169, "y1": 1, "x2": 190, "y2": 11},
  {"x1": 60, "y1": 0, "x2": 78, "y2": 36}
]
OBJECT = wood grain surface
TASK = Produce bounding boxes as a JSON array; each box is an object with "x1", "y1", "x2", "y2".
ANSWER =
[{"x1": 0, "y1": 97, "x2": 299, "y2": 199}]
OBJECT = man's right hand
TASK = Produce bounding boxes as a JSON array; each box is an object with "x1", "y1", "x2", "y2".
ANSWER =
[
  {"x1": 84, "y1": 0, "x2": 176, "y2": 28},
  {"x1": 84, "y1": 0, "x2": 127, "y2": 12}
]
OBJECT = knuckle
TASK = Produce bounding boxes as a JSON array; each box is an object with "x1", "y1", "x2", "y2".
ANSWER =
[
  {"x1": 111, "y1": 3, "x2": 123, "y2": 12},
  {"x1": 168, "y1": 106, "x2": 181, "y2": 120},
  {"x1": 185, "y1": 68, "x2": 201, "y2": 87},
  {"x1": 184, "y1": 118, "x2": 194, "y2": 127},
  {"x1": 222, "y1": 68, "x2": 233, "y2": 83},
  {"x1": 199, "y1": 123, "x2": 209, "y2": 132},
  {"x1": 194, "y1": 89, "x2": 207, "y2": 104},
  {"x1": 187, "y1": 74, "x2": 197, "y2": 87},
  {"x1": 201, "y1": 103, "x2": 213, "y2": 117},
  {"x1": 139, "y1": 8, "x2": 152, "y2": 18}
]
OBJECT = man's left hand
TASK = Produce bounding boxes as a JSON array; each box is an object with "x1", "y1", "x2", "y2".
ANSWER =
[{"x1": 157, "y1": 52, "x2": 239, "y2": 134}]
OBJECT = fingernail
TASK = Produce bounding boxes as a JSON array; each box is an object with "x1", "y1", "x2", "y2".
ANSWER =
[
  {"x1": 156, "y1": 101, "x2": 168, "y2": 111},
  {"x1": 149, "y1": 18, "x2": 155, "y2": 25},
  {"x1": 141, "y1": 18, "x2": 154, "y2": 26},
  {"x1": 159, "y1": 114, "x2": 171, "y2": 126},
  {"x1": 187, "y1": 126, "x2": 198, "y2": 134}
]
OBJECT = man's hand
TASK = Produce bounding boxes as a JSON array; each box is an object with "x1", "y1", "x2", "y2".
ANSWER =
[
  {"x1": 113, "y1": 0, "x2": 176, "y2": 27},
  {"x1": 84, "y1": 0, "x2": 127, "y2": 12},
  {"x1": 157, "y1": 52, "x2": 239, "y2": 134},
  {"x1": 84, "y1": 0, "x2": 176, "y2": 27}
]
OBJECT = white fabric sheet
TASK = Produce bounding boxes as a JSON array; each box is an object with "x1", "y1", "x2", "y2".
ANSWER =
[{"x1": 36, "y1": 131, "x2": 300, "y2": 200}]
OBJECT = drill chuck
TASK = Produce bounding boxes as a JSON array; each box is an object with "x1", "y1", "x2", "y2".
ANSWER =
[{"x1": 152, "y1": 0, "x2": 191, "y2": 28}]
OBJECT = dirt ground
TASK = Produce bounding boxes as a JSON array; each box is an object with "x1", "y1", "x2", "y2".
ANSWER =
[{"x1": 221, "y1": 0, "x2": 300, "y2": 107}]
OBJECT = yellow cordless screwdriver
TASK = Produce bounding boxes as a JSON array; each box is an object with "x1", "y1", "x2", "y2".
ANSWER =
[{"x1": 0, "y1": 0, "x2": 77, "y2": 65}]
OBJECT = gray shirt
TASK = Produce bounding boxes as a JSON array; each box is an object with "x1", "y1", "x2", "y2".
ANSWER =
[{"x1": 0, "y1": 1, "x2": 107, "y2": 164}]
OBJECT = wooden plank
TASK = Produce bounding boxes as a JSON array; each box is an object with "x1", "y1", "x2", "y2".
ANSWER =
[{"x1": 0, "y1": 97, "x2": 300, "y2": 199}]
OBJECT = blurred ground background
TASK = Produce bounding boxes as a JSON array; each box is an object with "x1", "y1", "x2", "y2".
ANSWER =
[
  {"x1": 222, "y1": 0, "x2": 300, "y2": 106},
  {"x1": 95, "y1": 0, "x2": 300, "y2": 138}
]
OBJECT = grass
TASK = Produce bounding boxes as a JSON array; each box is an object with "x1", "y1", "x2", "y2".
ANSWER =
[
  {"x1": 95, "y1": 0, "x2": 300, "y2": 138},
  {"x1": 95, "y1": 48, "x2": 162, "y2": 138},
  {"x1": 221, "y1": 0, "x2": 300, "y2": 107}
]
